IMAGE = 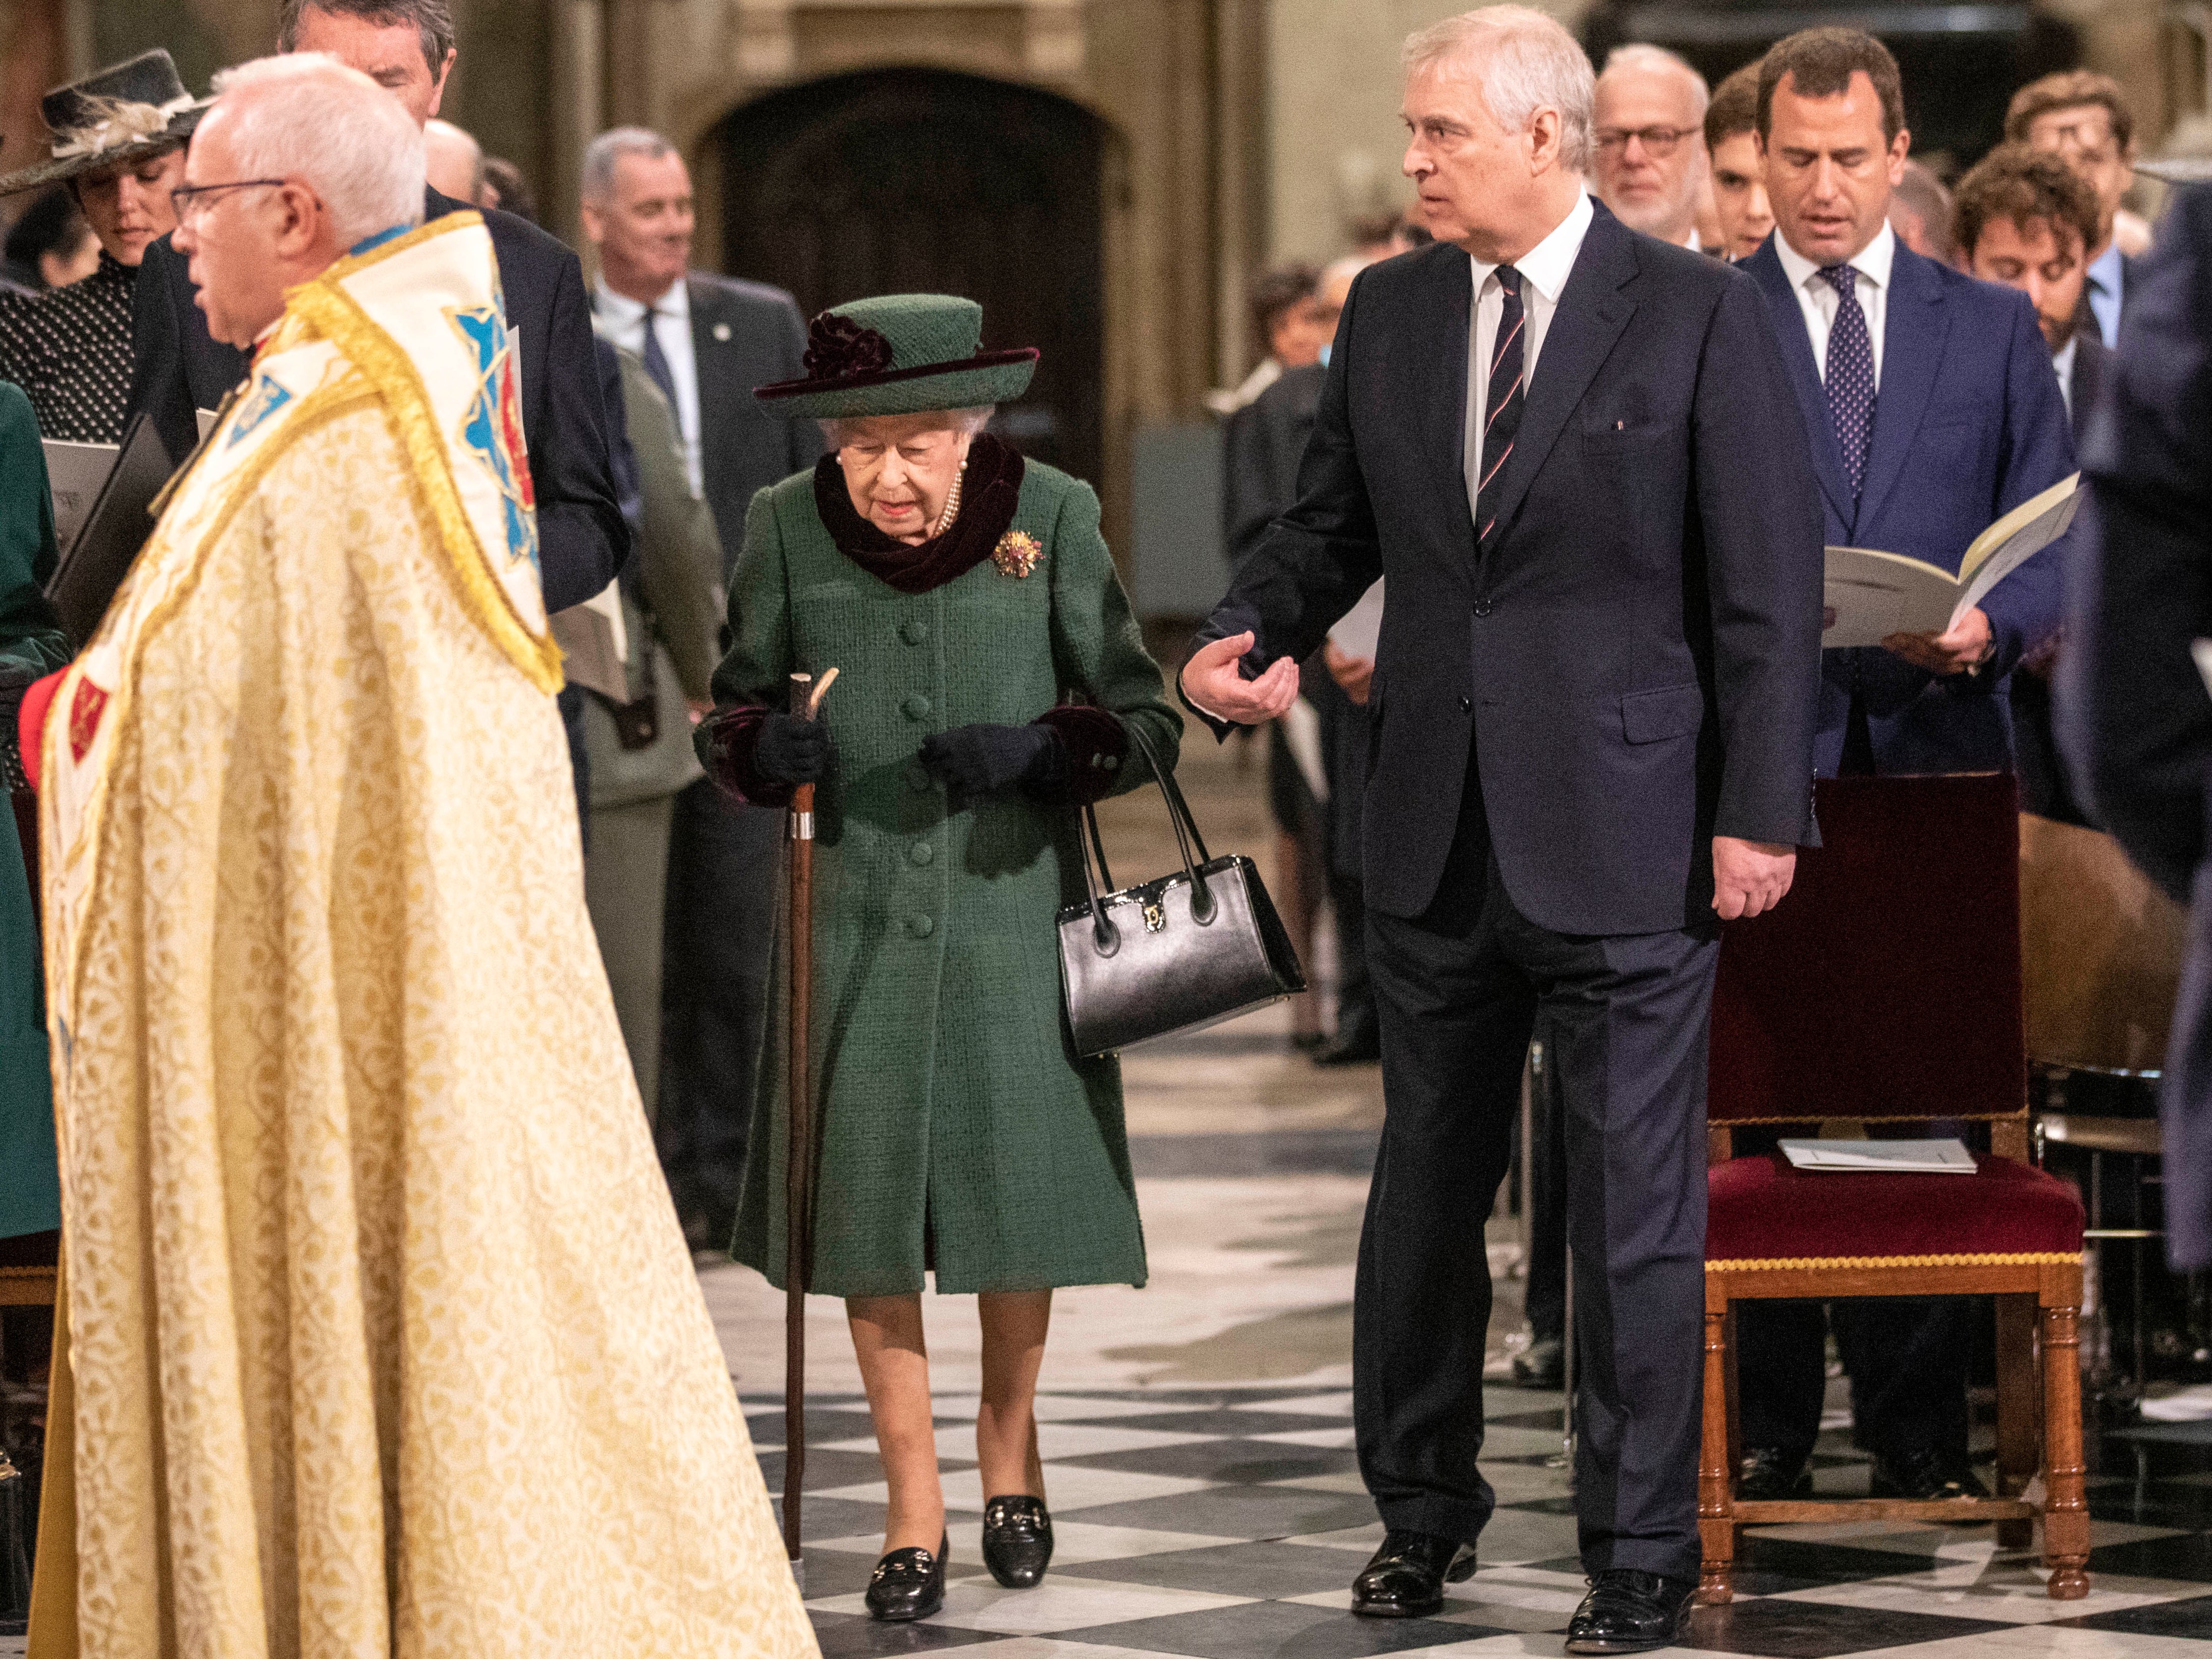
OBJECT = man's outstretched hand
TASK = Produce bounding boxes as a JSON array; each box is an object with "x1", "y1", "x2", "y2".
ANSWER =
[
  {"x1": 1181, "y1": 631, "x2": 1299, "y2": 724},
  {"x1": 1712, "y1": 836, "x2": 1796, "y2": 920}
]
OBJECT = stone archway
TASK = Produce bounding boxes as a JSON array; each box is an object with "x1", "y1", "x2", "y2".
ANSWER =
[{"x1": 713, "y1": 68, "x2": 1107, "y2": 488}]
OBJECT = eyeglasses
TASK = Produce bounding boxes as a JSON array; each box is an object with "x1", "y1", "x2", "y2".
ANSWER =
[
  {"x1": 1594, "y1": 125, "x2": 1698, "y2": 159},
  {"x1": 169, "y1": 178, "x2": 288, "y2": 227}
]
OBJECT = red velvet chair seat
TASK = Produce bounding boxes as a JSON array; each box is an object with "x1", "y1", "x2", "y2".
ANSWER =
[{"x1": 1707, "y1": 1152, "x2": 2083, "y2": 1265}]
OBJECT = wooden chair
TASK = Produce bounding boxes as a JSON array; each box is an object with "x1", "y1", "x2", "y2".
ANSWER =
[{"x1": 1697, "y1": 774, "x2": 2090, "y2": 1604}]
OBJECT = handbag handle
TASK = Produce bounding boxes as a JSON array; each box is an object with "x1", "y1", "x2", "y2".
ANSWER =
[{"x1": 1076, "y1": 719, "x2": 1217, "y2": 954}]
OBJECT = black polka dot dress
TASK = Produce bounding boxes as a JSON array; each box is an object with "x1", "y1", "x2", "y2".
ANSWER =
[{"x1": 0, "y1": 251, "x2": 136, "y2": 442}]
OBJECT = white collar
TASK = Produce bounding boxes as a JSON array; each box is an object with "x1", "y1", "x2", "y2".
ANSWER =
[
  {"x1": 1470, "y1": 189, "x2": 1594, "y2": 302},
  {"x1": 1775, "y1": 218, "x2": 1895, "y2": 295},
  {"x1": 2051, "y1": 333, "x2": 2079, "y2": 378},
  {"x1": 595, "y1": 275, "x2": 688, "y2": 322}
]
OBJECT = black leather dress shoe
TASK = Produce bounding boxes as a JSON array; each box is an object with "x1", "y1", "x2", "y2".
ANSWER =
[
  {"x1": 1510, "y1": 1335, "x2": 1565, "y2": 1390},
  {"x1": 1350, "y1": 1528, "x2": 1477, "y2": 1617},
  {"x1": 1869, "y1": 1447, "x2": 1988, "y2": 1501},
  {"x1": 1565, "y1": 1569, "x2": 1697, "y2": 1654},
  {"x1": 1738, "y1": 1445, "x2": 1813, "y2": 1500},
  {"x1": 982, "y1": 1494, "x2": 1054, "y2": 1588},
  {"x1": 864, "y1": 1533, "x2": 947, "y2": 1622}
]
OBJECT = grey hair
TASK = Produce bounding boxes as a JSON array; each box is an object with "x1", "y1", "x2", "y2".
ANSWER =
[
  {"x1": 1599, "y1": 44, "x2": 1710, "y2": 121},
  {"x1": 582, "y1": 126, "x2": 677, "y2": 204},
  {"x1": 209, "y1": 55, "x2": 424, "y2": 246},
  {"x1": 277, "y1": 0, "x2": 455, "y2": 75},
  {"x1": 818, "y1": 407, "x2": 995, "y2": 447},
  {"x1": 1403, "y1": 6, "x2": 1597, "y2": 175}
]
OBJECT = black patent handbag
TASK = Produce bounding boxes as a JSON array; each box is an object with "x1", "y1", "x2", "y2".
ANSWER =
[{"x1": 1057, "y1": 723, "x2": 1305, "y2": 1057}]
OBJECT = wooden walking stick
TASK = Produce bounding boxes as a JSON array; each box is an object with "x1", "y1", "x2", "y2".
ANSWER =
[{"x1": 783, "y1": 666, "x2": 835, "y2": 1588}]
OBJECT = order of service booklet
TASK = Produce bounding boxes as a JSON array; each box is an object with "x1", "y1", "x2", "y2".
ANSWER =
[
  {"x1": 43, "y1": 438, "x2": 120, "y2": 553},
  {"x1": 1822, "y1": 473, "x2": 2081, "y2": 651},
  {"x1": 1779, "y1": 1137, "x2": 1975, "y2": 1173}
]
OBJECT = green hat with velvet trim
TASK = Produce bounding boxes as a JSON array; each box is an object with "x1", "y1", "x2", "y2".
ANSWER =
[{"x1": 754, "y1": 293, "x2": 1038, "y2": 419}]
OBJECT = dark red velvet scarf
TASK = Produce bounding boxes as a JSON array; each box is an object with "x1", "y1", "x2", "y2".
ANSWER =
[{"x1": 811, "y1": 434, "x2": 1025, "y2": 594}]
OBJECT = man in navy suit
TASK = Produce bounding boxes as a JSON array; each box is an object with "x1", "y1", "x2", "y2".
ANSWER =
[
  {"x1": 2061, "y1": 184, "x2": 2212, "y2": 1279},
  {"x1": 1183, "y1": 9, "x2": 1822, "y2": 1648},
  {"x1": 1731, "y1": 26, "x2": 2076, "y2": 1505},
  {"x1": 126, "y1": 0, "x2": 625, "y2": 619}
]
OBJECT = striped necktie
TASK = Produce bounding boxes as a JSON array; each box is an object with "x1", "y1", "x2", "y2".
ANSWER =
[{"x1": 1476, "y1": 265, "x2": 1525, "y2": 549}]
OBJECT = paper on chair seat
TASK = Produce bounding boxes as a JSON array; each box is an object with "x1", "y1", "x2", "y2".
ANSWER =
[{"x1": 1779, "y1": 1137, "x2": 1974, "y2": 1173}]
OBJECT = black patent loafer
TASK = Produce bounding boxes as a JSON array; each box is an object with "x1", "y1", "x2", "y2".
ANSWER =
[
  {"x1": 1565, "y1": 1568, "x2": 1696, "y2": 1654},
  {"x1": 1869, "y1": 1446, "x2": 1988, "y2": 1501},
  {"x1": 982, "y1": 1493, "x2": 1054, "y2": 1588},
  {"x1": 865, "y1": 1533, "x2": 947, "y2": 1622},
  {"x1": 1350, "y1": 1528, "x2": 1478, "y2": 1618},
  {"x1": 1738, "y1": 1444, "x2": 1813, "y2": 1501}
]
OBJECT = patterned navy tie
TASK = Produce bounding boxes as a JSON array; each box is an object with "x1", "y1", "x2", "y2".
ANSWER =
[
  {"x1": 1819, "y1": 264, "x2": 1875, "y2": 500},
  {"x1": 640, "y1": 308, "x2": 681, "y2": 413},
  {"x1": 1476, "y1": 264, "x2": 1525, "y2": 548}
]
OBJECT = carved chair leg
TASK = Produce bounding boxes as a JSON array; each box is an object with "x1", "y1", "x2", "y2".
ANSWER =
[
  {"x1": 1698, "y1": 1297, "x2": 1735, "y2": 1605},
  {"x1": 1995, "y1": 1293, "x2": 2038, "y2": 1551},
  {"x1": 2040, "y1": 1295, "x2": 2091, "y2": 1599}
]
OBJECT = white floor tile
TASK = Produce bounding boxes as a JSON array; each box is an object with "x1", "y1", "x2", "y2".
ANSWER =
[
  {"x1": 933, "y1": 1393, "x2": 1205, "y2": 1423},
  {"x1": 1771, "y1": 1569, "x2": 2208, "y2": 1624},
  {"x1": 807, "y1": 1575, "x2": 1252, "y2": 1635},
  {"x1": 817, "y1": 1421, "x2": 1216, "y2": 1463},
  {"x1": 1236, "y1": 1390, "x2": 1354, "y2": 1417}
]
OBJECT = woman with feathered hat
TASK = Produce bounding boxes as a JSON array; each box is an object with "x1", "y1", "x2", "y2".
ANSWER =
[
  {"x1": 0, "y1": 51, "x2": 207, "y2": 442},
  {"x1": 698, "y1": 294, "x2": 1182, "y2": 1622}
]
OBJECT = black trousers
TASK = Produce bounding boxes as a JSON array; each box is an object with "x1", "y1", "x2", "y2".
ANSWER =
[
  {"x1": 656, "y1": 776, "x2": 781, "y2": 1236},
  {"x1": 1354, "y1": 761, "x2": 1718, "y2": 1577}
]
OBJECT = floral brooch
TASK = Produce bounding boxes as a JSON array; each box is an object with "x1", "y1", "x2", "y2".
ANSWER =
[{"x1": 993, "y1": 530, "x2": 1043, "y2": 579}]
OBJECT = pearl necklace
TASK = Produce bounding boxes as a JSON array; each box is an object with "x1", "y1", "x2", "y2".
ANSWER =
[{"x1": 930, "y1": 457, "x2": 968, "y2": 538}]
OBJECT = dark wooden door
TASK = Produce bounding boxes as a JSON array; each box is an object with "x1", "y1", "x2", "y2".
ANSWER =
[{"x1": 718, "y1": 68, "x2": 1106, "y2": 486}]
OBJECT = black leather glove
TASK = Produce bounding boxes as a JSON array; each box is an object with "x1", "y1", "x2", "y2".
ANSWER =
[
  {"x1": 755, "y1": 711, "x2": 833, "y2": 785},
  {"x1": 918, "y1": 722, "x2": 1064, "y2": 808}
]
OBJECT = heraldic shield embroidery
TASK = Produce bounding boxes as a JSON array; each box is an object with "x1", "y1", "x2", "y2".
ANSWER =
[{"x1": 447, "y1": 297, "x2": 540, "y2": 573}]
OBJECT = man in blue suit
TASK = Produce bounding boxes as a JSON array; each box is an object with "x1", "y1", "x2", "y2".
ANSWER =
[
  {"x1": 1740, "y1": 28, "x2": 2074, "y2": 780},
  {"x1": 1731, "y1": 26, "x2": 2076, "y2": 1505}
]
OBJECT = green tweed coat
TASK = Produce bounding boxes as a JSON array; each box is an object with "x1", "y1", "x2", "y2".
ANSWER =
[{"x1": 711, "y1": 458, "x2": 1180, "y2": 1297}]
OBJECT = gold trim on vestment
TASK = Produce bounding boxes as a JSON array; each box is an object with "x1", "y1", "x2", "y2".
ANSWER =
[{"x1": 284, "y1": 218, "x2": 564, "y2": 692}]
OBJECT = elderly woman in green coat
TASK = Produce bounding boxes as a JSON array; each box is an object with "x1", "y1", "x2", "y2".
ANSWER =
[{"x1": 697, "y1": 294, "x2": 1181, "y2": 1622}]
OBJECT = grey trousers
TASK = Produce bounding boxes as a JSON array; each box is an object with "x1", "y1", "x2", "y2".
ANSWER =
[{"x1": 585, "y1": 792, "x2": 678, "y2": 1115}]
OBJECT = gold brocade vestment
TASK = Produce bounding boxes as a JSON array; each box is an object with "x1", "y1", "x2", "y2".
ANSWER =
[{"x1": 28, "y1": 217, "x2": 816, "y2": 1659}]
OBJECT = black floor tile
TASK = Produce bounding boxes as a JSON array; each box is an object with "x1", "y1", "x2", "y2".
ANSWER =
[
  {"x1": 1063, "y1": 1484, "x2": 1381, "y2": 1540},
  {"x1": 1486, "y1": 1406, "x2": 1568, "y2": 1430},
  {"x1": 1056, "y1": 1540, "x2": 1366, "y2": 1598},
  {"x1": 1051, "y1": 1598, "x2": 1509, "y2": 1659},
  {"x1": 749, "y1": 1408, "x2": 882, "y2": 1444},
  {"x1": 1056, "y1": 1439, "x2": 1360, "y2": 1485},
  {"x1": 771, "y1": 1494, "x2": 897, "y2": 1544},
  {"x1": 805, "y1": 1610, "x2": 1003, "y2": 1658},
  {"x1": 1734, "y1": 1537, "x2": 1957, "y2": 1588},
  {"x1": 1678, "y1": 1597, "x2": 2011, "y2": 1658},
  {"x1": 1090, "y1": 1408, "x2": 1351, "y2": 1438},
  {"x1": 757, "y1": 1448, "x2": 932, "y2": 1493},
  {"x1": 2051, "y1": 1592, "x2": 2212, "y2": 1637},
  {"x1": 2088, "y1": 1530, "x2": 2212, "y2": 1583}
]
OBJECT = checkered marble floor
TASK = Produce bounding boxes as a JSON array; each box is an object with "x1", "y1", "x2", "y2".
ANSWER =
[{"x1": 754, "y1": 1387, "x2": 2212, "y2": 1659}]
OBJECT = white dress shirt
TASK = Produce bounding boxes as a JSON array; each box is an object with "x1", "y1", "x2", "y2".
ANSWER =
[
  {"x1": 2051, "y1": 334, "x2": 2079, "y2": 420},
  {"x1": 1773, "y1": 220, "x2": 1895, "y2": 388},
  {"x1": 595, "y1": 275, "x2": 703, "y2": 493},
  {"x1": 1464, "y1": 189, "x2": 1596, "y2": 510}
]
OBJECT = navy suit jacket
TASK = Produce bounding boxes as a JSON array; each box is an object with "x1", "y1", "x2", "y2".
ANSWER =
[
  {"x1": 125, "y1": 187, "x2": 627, "y2": 615},
  {"x1": 2059, "y1": 186, "x2": 2212, "y2": 1268},
  {"x1": 1742, "y1": 235, "x2": 2076, "y2": 775},
  {"x1": 683, "y1": 272, "x2": 823, "y2": 581},
  {"x1": 1193, "y1": 204, "x2": 1825, "y2": 935}
]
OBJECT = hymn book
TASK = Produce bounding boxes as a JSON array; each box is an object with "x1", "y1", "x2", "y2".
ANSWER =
[
  {"x1": 1779, "y1": 1137, "x2": 1975, "y2": 1174},
  {"x1": 1821, "y1": 474, "x2": 2081, "y2": 651}
]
